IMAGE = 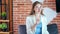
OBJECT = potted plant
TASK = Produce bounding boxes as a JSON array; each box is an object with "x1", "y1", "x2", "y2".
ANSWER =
[
  {"x1": 0, "y1": 24, "x2": 2, "y2": 28},
  {"x1": 1, "y1": 12, "x2": 7, "y2": 20},
  {"x1": 0, "y1": 24, "x2": 2, "y2": 31},
  {"x1": 1, "y1": 23, "x2": 8, "y2": 32}
]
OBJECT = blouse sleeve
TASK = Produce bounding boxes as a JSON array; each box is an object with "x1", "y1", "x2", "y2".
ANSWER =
[
  {"x1": 26, "y1": 17, "x2": 34, "y2": 34},
  {"x1": 44, "y1": 16, "x2": 49, "y2": 25}
]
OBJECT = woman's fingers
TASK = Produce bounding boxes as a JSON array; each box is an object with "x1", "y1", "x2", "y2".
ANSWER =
[{"x1": 36, "y1": 17, "x2": 40, "y2": 24}]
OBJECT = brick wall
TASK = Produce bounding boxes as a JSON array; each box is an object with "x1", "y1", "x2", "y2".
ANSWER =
[{"x1": 13, "y1": 0, "x2": 60, "y2": 34}]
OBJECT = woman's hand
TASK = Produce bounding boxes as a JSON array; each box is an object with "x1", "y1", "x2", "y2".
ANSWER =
[
  {"x1": 36, "y1": 14, "x2": 41, "y2": 24},
  {"x1": 31, "y1": 14, "x2": 41, "y2": 31},
  {"x1": 36, "y1": 17, "x2": 40, "y2": 24}
]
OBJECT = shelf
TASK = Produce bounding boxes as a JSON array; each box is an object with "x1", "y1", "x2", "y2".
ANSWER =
[
  {"x1": 0, "y1": 0, "x2": 13, "y2": 34},
  {"x1": 0, "y1": 32, "x2": 9, "y2": 34},
  {"x1": 0, "y1": 20, "x2": 9, "y2": 22}
]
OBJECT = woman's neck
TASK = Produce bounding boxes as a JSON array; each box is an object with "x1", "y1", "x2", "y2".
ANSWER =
[{"x1": 35, "y1": 13, "x2": 41, "y2": 17}]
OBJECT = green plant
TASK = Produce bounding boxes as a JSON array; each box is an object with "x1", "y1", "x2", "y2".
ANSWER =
[
  {"x1": 0, "y1": 24, "x2": 2, "y2": 29},
  {"x1": 2, "y1": 23, "x2": 7, "y2": 29},
  {"x1": 2, "y1": 12, "x2": 6, "y2": 17},
  {"x1": 1, "y1": 12, "x2": 7, "y2": 20},
  {"x1": 0, "y1": 23, "x2": 8, "y2": 32}
]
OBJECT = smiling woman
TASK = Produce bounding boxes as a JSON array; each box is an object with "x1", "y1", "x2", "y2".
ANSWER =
[
  {"x1": 26, "y1": 1, "x2": 49, "y2": 34},
  {"x1": 25, "y1": 0, "x2": 58, "y2": 34}
]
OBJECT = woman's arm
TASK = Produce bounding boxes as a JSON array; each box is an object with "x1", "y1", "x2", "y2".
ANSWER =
[
  {"x1": 43, "y1": 16, "x2": 50, "y2": 25},
  {"x1": 26, "y1": 16, "x2": 40, "y2": 34},
  {"x1": 31, "y1": 16, "x2": 41, "y2": 31},
  {"x1": 26, "y1": 17, "x2": 34, "y2": 34},
  {"x1": 31, "y1": 22, "x2": 37, "y2": 31}
]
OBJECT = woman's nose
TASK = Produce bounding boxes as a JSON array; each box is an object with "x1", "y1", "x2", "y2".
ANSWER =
[{"x1": 38, "y1": 8, "x2": 40, "y2": 12}]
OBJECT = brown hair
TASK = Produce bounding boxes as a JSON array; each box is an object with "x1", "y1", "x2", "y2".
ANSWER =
[{"x1": 30, "y1": 1, "x2": 44, "y2": 15}]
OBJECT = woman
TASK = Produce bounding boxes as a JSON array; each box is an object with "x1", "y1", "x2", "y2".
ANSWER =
[{"x1": 26, "y1": 1, "x2": 49, "y2": 34}]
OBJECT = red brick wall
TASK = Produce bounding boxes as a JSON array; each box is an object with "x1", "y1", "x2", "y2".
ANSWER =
[{"x1": 13, "y1": 0, "x2": 60, "y2": 34}]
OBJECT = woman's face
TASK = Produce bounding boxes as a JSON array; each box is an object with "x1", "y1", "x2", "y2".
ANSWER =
[{"x1": 34, "y1": 4, "x2": 42, "y2": 14}]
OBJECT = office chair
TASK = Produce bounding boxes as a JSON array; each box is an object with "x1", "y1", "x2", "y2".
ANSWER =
[{"x1": 47, "y1": 24, "x2": 58, "y2": 34}]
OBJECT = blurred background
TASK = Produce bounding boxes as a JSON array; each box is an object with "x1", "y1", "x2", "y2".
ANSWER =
[{"x1": 13, "y1": 0, "x2": 60, "y2": 34}]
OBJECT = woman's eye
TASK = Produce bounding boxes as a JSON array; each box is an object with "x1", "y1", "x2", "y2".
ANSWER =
[
  {"x1": 35, "y1": 6, "x2": 41, "y2": 9},
  {"x1": 35, "y1": 6, "x2": 38, "y2": 8}
]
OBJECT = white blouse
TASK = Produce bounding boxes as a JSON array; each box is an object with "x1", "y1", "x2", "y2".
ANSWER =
[{"x1": 26, "y1": 15, "x2": 49, "y2": 34}]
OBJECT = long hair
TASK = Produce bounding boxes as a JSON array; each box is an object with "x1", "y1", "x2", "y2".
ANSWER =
[{"x1": 30, "y1": 1, "x2": 44, "y2": 15}]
